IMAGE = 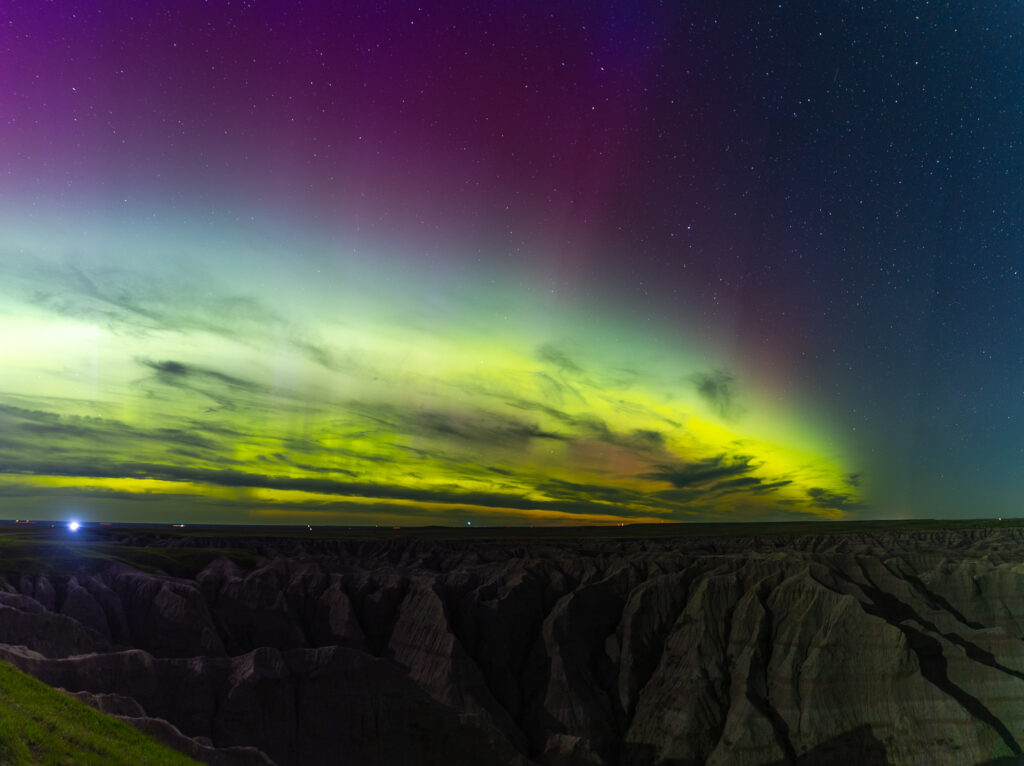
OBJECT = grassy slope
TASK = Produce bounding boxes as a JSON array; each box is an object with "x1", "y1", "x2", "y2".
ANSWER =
[{"x1": 0, "y1": 660, "x2": 202, "y2": 766}]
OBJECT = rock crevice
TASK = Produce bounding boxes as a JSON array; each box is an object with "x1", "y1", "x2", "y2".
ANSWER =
[{"x1": 2, "y1": 529, "x2": 1024, "y2": 765}]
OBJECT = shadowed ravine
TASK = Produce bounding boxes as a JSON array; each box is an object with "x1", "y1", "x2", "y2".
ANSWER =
[{"x1": 2, "y1": 527, "x2": 1024, "y2": 765}]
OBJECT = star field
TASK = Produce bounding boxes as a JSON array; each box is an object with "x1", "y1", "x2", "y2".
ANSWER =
[{"x1": 1, "y1": 1, "x2": 1022, "y2": 522}]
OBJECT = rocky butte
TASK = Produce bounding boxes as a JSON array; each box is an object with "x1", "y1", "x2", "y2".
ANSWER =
[{"x1": 1, "y1": 522, "x2": 1023, "y2": 766}]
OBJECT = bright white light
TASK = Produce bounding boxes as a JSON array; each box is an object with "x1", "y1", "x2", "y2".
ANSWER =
[{"x1": 68, "y1": 521, "x2": 80, "y2": 532}]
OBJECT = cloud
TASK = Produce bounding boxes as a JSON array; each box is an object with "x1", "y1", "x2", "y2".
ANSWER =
[
  {"x1": 0, "y1": 480, "x2": 182, "y2": 502},
  {"x1": 538, "y1": 479, "x2": 648, "y2": 504},
  {"x1": 504, "y1": 398, "x2": 666, "y2": 453},
  {"x1": 806, "y1": 487, "x2": 865, "y2": 512},
  {"x1": 0, "y1": 458, "x2": 659, "y2": 518},
  {"x1": 537, "y1": 343, "x2": 582, "y2": 374},
  {"x1": 406, "y1": 409, "x2": 567, "y2": 445},
  {"x1": 148, "y1": 360, "x2": 188, "y2": 376},
  {"x1": 0, "y1": 402, "x2": 222, "y2": 454},
  {"x1": 644, "y1": 453, "x2": 756, "y2": 488},
  {"x1": 533, "y1": 371, "x2": 587, "y2": 406},
  {"x1": 620, "y1": 428, "x2": 665, "y2": 451},
  {"x1": 258, "y1": 453, "x2": 358, "y2": 477},
  {"x1": 709, "y1": 476, "x2": 793, "y2": 495},
  {"x1": 0, "y1": 247, "x2": 866, "y2": 525},
  {"x1": 691, "y1": 370, "x2": 743, "y2": 420},
  {"x1": 141, "y1": 358, "x2": 267, "y2": 395},
  {"x1": 136, "y1": 357, "x2": 339, "y2": 417},
  {"x1": 15, "y1": 258, "x2": 337, "y2": 369},
  {"x1": 653, "y1": 487, "x2": 702, "y2": 503},
  {"x1": 0, "y1": 390, "x2": 860, "y2": 522},
  {"x1": 341, "y1": 400, "x2": 570, "y2": 451}
]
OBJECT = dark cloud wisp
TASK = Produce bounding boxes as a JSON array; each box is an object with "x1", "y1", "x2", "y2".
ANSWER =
[{"x1": 691, "y1": 370, "x2": 742, "y2": 420}]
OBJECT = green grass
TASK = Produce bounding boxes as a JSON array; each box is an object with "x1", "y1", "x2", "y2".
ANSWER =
[{"x1": 0, "y1": 660, "x2": 201, "y2": 766}]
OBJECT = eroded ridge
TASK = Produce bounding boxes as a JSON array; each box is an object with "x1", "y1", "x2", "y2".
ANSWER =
[{"x1": 3, "y1": 528, "x2": 1024, "y2": 765}]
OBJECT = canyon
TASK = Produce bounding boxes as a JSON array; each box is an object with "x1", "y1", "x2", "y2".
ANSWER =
[{"x1": 1, "y1": 525, "x2": 1024, "y2": 765}]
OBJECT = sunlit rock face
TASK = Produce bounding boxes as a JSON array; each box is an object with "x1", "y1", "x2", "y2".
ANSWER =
[{"x1": 3, "y1": 528, "x2": 1024, "y2": 766}]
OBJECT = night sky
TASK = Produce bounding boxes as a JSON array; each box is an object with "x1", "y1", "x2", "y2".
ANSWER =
[{"x1": 1, "y1": 1, "x2": 1021, "y2": 524}]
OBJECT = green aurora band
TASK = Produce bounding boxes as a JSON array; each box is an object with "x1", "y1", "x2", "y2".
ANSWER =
[{"x1": 0, "y1": 217, "x2": 862, "y2": 525}]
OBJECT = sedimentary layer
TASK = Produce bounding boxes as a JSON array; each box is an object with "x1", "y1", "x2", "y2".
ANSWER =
[{"x1": 3, "y1": 528, "x2": 1024, "y2": 765}]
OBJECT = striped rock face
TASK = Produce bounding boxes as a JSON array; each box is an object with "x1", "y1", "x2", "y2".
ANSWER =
[{"x1": 2, "y1": 527, "x2": 1024, "y2": 766}]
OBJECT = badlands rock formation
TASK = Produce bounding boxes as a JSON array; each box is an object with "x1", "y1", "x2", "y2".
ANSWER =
[{"x1": 2, "y1": 528, "x2": 1024, "y2": 765}]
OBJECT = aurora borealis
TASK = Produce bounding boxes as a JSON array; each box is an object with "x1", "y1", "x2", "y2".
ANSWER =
[
  {"x1": 0, "y1": 239, "x2": 857, "y2": 524},
  {"x1": 1, "y1": 2, "x2": 1021, "y2": 523}
]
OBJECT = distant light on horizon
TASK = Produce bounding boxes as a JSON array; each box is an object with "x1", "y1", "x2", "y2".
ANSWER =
[{"x1": 68, "y1": 520, "x2": 80, "y2": 532}]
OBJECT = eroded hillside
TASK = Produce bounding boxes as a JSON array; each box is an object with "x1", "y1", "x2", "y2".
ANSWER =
[{"x1": 2, "y1": 528, "x2": 1024, "y2": 766}]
